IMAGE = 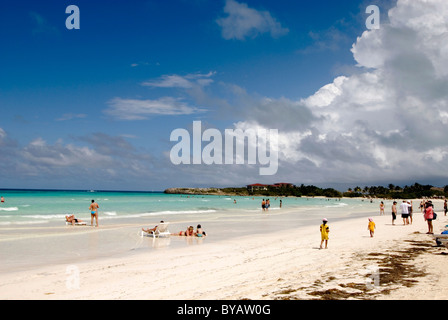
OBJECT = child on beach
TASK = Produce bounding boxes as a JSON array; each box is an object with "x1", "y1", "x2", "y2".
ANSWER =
[
  {"x1": 320, "y1": 218, "x2": 329, "y2": 249},
  {"x1": 368, "y1": 218, "x2": 376, "y2": 237},
  {"x1": 195, "y1": 224, "x2": 206, "y2": 237}
]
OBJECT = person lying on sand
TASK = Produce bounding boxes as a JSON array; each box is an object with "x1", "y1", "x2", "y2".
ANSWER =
[
  {"x1": 195, "y1": 224, "x2": 207, "y2": 237},
  {"x1": 173, "y1": 225, "x2": 195, "y2": 236},
  {"x1": 65, "y1": 215, "x2": 83, "y2": 226}
]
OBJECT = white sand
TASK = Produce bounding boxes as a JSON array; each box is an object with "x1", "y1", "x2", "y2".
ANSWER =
[{"x1": 1, "y1": 201, "x2": 447, "y2": 300}]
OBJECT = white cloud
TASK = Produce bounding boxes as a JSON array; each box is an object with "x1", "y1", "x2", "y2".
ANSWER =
[
  {"x1": 22, "y1": 138, "x2": 111, "y2": 168},
  {"x1": 216, "y1": 0, "x2": 289, "y2": 40},
  {"x1": 105, "y1": 97, "x2": 206, "y2": 120},
  {"x1": 228, "y1": 0, "x2": 448, "y2": 185},
  {"x1": 56, "y1": 113, "x2": 87, "y2": 121},
  {"x1": 141, "y1": 71, "x2": 215, "y2": 89},
  {"x1": 0, "y1": 128, "x2": 6, "y2": 140}
]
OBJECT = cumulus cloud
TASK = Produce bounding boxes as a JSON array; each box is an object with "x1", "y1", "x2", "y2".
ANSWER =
[
  {"x1": 216, "y1": 0, "x2": 289, "y2": 40},
  {"x1": 229, "y1": 0, "x2": 448, "y2": 185}
]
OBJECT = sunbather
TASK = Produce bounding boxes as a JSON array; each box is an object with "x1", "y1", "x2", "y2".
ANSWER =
[
  {"x1": 142, "y1": 220, "x2": 165, "y2": 234},
  {"x1": 173, "y1": 225, "x2": 195, "y2": 236},
  {"x1": 66, "y1": 214, "x2": 83, "y2": 226},
  {"x1": 195, "y1": 224, "x2": 207, "y2": 237}
]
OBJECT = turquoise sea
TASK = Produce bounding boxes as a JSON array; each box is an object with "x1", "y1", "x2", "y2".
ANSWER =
[{"x1": 0, "y1": 189, "x2": 383, "y2": 273}]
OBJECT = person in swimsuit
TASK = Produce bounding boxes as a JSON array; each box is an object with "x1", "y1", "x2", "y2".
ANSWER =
[
  {"x1": 391, "y1": 201, "x2": 397, "y2": 225},
  {"x1": 174, "y1": 226, "x2": 195, "y2": 236},
  {"x1": 195, "y1": 224, "x2": 206, "y2": 237},
  {"x1": 89, "y1": 199, "x2": 99, "y2": 227},
  {"x1": 66, "y1": 214, "x2": 83, "y2": 226}
]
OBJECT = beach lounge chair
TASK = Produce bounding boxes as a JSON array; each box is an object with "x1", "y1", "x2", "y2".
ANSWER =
[
  {"x1": 141, "y1": 222, "x2": 170, "y2": 238},
  {"x1": 65, "y1": 220, "x2": 87, "y2": 226},
  {"x1": 433, "y1": 233, "x2": 448, "y2": 246}
]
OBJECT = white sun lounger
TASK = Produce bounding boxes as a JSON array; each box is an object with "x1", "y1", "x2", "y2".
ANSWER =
[
  {"x1": 65, "y1": 220, "x2": 87, "y2": 226},
  {"x1": 433, "y1": 234, "x2": 448, "y2": 239},
  {"x1": 141, "y1": 222, "x2": 170, "y2": 238},
  {"x1": 433, "y1": 234, "x2": 448, "y2": 246}
]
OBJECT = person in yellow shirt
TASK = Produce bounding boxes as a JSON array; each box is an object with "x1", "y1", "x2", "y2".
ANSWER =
[
  {"x1": 368, "y1": 218, "x2": 376, "y2": 237},
  {"x1": 320, "y1": 218, "x2": 329, "y2": 249}
]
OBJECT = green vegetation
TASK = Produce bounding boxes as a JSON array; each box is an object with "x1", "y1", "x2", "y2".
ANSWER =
[
  {"x1": 166, "y1": 182, "x2": 448, "y2": 199},
  {"x1": 342, "y1": 183, "x2": 446, "y2": 199}
]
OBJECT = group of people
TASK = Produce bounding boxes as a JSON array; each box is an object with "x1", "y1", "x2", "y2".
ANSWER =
[
  {"x1": 320, "y1": 198, "x2": 444, "y2": 248},
  {"x1": 70, "y1": 200, "x2": 208, "y2": 238},
  {"x1": 64, "y1": 199, "x2": 99, "y2": 227},
  {"x1": 141, "y1": 221, "x2": 207, "y2": 237},
  {"x1": 173, "y1": 224, "x2": 206, "y2": 237},
  {"x1": 390, "y1": 200, "x2": 414, "y2": 225},
  {"x1": 261, "y1": 199, "x2": 271, "y2": 211},
  {"x1": 320, "y1": 216, "x2": 377, "y2": 249},
  {"x1": 389, "y1": 199, "x2": 438, "y2": 233}
]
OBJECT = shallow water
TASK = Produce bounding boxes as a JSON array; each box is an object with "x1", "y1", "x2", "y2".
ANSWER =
[{"x1": 0, "y1": 190, "x2": 384, "y2": 273}]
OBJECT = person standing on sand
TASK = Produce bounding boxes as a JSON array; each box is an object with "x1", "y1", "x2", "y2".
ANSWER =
[
  {"x1": 89, "y1": 199, "x2": 99, "y2": 227},
  {"x1": 444, "y1": 200, "x2": 447, "y2": 216},
  {"x1": 400, "y1": 200, "x2": 411, "y2": 225},
  {"x1": 424, "y1": 201, "x2": 434, "y2": 234},
  {"x1": 391, "y1": 201, "x2": 397, "y2": 225},
  {"x1": 320, "y1": 218, "x2": 329, "y2": 249},
  {"x1": 379, "y1": 201, "x2": 384, "y2": 215},
  {"x1": 408, "y1": 201, "x2": 413, "y2": 224}
]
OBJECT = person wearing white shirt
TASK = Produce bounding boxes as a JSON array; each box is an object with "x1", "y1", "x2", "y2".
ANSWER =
[{"x1": 400, "y1": 200, "x2": 412, "y2": 225}]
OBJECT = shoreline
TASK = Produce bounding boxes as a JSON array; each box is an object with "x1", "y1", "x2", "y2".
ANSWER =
[{"x1": 1, "y1": 200, "x2": 447, "y2": 300}]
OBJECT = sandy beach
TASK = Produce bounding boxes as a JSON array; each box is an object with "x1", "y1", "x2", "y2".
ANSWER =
[{"x1": 0, "y1": 199, "x2": 447, "y2": 301}]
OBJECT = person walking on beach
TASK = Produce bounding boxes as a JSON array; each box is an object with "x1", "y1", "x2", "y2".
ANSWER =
[
  {"x1": 391, "y1": 201, "x2": 397, "y2": 225},
  {"x1": 261, "y1": 199, "x2": 266, "y2": 211},
  {"x1": 89, "y1": 199, "x2": 99, "y2": 227},
  {"x1": 408, "y1": 201, "x2": 413, "y2": 224},
  {"x1": 320, "y1": 218, "x2": 329, "y2": 249},
  {"x1": 368, "y1": 218, "x2": 376, "y2": 237}
]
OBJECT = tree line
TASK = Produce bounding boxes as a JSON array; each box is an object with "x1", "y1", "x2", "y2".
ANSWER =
[{"x1": 237, "y1": 182, "x2": 447, "y2": 199}]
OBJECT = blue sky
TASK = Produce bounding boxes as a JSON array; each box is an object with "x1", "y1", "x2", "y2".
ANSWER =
[{"x1": 1, "y1": 0, "x2": 448, "y2": 191}]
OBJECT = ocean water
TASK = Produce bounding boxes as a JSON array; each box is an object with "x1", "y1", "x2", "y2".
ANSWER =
[{"x1": 0, "y1": 189, "x2": 382, "y2": 273}]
